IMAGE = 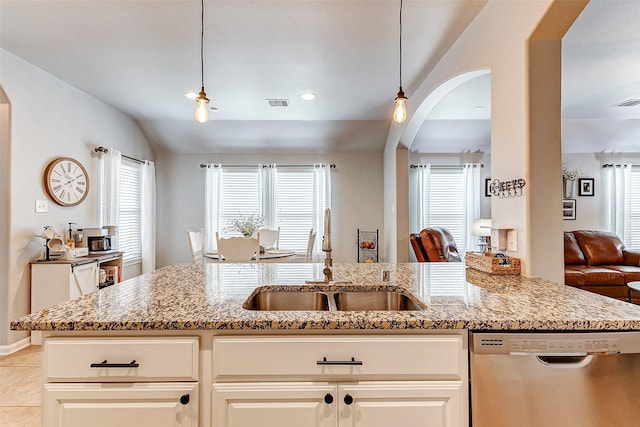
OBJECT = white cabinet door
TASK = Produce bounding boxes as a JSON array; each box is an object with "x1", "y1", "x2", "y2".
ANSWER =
[
  {"x1": 338, "y1": 381, "x2": 465, "y2": 427},
  {"x1": 213, "y1": 382, "x2": 337, "y2": 427},
  {"x1": 69, "y1": 262, "x2": 99, "y2": 298},
  {"x1": 44, "y1": 382, "x2": 198, "y2": 427}
]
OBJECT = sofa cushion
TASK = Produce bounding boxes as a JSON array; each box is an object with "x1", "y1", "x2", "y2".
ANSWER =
[
  {"x1": 419, "y1": 227, "x2": 461, "y2": 262},
  {"x1": 565, "y1": 265, "x2": 625, "y2": 285},
  {"x1": 573, "y1": 230, "x2": 624, "y2": 266},
  {"x1": 624, "y1": 249, "x2": 640, "y2": 266},
  {"x1": 564, "y1": 232, "x2": 586, "y2": 265},
  {"x1": 601, "y1": 265, "x2": 640, "y2": 283},
  {"x1": 582, "y1": 285, "x2": 628, "y2": 300},
  {"x1": 564, "y1": 269, "x2": 584, "y2": 287}
]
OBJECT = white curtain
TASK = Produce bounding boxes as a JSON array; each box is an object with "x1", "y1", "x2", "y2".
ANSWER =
[
  {"x1": 410, "y1": 165, "x2": 430, "y2": 232},
  {"x1": 605, "y1": 164, "x2": 631, "y2": 240},
  {"x1": 314, "y1": 164, "x2": 332, "y2": 239},
  {"x1": 463, "y1": 163, "x2": 482, "y2": 252},
  {"x1": 140, "y1": 161, "x2": 156, "y2": 273},
  {"x1": 204, "y1": 165, "x2": 223, "y2": 252},
  {"x1": 98, "y1": 147, "x2": 121, "y2": 227},
  {"x1": 261, "y1": 164, "x2": 277, "y2": 228}
]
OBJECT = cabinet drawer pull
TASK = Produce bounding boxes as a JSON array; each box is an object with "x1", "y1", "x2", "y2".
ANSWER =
[
  {"x1": 180, "y1": 394, "x2": 190, "y2": 405},
  {"x1": 323, "y1": 393, "x2": 334, "y2": 404},
  {"x1": 316, "y1": 357, "x2": 363, "y2": 366},
  {"x1": 344, "y1": 394, "x2": 354, "y2": 405},
  {"x1": 90, "y1": 359, "x2": 140, "y2": 368}
]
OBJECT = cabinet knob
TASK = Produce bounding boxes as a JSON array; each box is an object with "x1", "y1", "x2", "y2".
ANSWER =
[
  {"x1": 324, "y1": 393, "x2": 334, "y2": 404},
  {"x1": 180, "y1": 394, "x2": 190, "y2": 405},
  {"x1": 343, "y1": 394, "x2": 354, "y2": 405}
]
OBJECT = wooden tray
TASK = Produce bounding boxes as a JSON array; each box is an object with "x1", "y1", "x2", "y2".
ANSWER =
[{"x1": 465, "y1": 252, "x2": 521, "y2": 275}]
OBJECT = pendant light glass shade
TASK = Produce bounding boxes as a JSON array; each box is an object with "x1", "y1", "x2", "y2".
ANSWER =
[
  {"x1": 392, "y1": 0, "x2": 407, "y2": 123},
  {"x1": 393, "y1": 88, "x2": 407, "y2": 123},
  {"x1": 195, "y1": 87, "x2": 209, "y2": 123},
  {"x1": 195, "y1": 0, "x2": 209, "y2": 123}
]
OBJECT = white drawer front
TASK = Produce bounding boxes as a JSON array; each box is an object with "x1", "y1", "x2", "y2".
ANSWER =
[
  {"x1": 45, "y1": 337, "x2": 199, "y2": 382},
  {"x1": 214, "y1": 336, "x2": 464, "y2": 381}
]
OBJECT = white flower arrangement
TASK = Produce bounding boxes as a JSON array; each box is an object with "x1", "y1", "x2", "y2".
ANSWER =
[
  {"x1": 562, "y1": 164, "x2": 584, "y2": 181},
  {"x1": 227, "y1": 214, "x2": 264, "y2": 237}
]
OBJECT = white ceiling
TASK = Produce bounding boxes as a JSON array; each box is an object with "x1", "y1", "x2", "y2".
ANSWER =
[{"x1": 1, "y1": 0, "x2": 639, "y2": 154}]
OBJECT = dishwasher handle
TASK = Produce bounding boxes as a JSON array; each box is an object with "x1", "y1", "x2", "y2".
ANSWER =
[{"x1": 535, "y1": 354, "x2": 594, "y2": 368}]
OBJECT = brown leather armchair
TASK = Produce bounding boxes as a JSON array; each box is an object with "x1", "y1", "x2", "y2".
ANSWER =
[{"x1": 410, "y1": 227, "x2": 462, "y2": 262}]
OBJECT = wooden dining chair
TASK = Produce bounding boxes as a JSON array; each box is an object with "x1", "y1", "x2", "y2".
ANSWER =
[
  {"x1": 255, "y1": 227, "x2": 280, "y2": 249},
  {"x1": 305, "y1": 228, "x2": 316, "y2": 262},
  {"x1": 186, "y1": 228, "x2": 205, "y2": 264},
  {"x1": 216, "y1": 232, "x2": 260, "y2": 262}
]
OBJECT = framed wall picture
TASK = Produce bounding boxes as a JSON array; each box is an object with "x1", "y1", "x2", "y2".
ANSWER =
[
  {"x1": 485, "y1": 178, "x2": 492, "y2": 197},
  {"x1": 578, "y1": 178, "x2": 594, "y2": 196},
  {"x1": 562, "y1": 199, "x2": 576, "y2": 220}
]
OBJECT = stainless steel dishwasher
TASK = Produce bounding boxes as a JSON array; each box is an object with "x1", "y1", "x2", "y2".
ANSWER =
[{"x1": 470, "y1": 331, "x2": 640, "y2": 427}]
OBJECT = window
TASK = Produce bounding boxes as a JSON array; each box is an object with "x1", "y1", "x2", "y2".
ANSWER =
[
  {"x1": 421, "y1": 169, "x2": 465, "y2": 246},
  {"x1": 205, "y1": 165, "x2": 331, "y2": 255},
  {"x1": 410, "y1": 164, "x2": 482, "y2": 254},
  {"x1": 118, "y1": 159, "x2": 142, "y2": 261},
  {"x1": 627, "y1": 168, "x2": 640, "y2": 249}
]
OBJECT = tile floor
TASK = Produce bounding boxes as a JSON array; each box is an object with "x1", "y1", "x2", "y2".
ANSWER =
[{"x1": 0, "y1": 346, "x2": 42, "y2": 427}]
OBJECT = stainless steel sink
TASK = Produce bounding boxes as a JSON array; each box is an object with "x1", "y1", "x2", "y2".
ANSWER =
[
  {"x1": 333, "y1": 291, "x2": 421, "y2": 311},
  {"x1": 243, "y1": 290, "x2": 330, "y2": 311},
  {"x1": 243, "y1": 287, "x2": 424, "y2": 311}
]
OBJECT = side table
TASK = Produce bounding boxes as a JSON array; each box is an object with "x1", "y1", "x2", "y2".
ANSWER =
[{"x1": 627, "y1": 281, "x2": 640, "y2": 303}]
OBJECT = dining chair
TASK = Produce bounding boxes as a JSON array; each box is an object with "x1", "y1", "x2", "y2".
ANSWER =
[
  {"x1": 216, "y1": 232, "x2": 260, "y2": 262},
  {"x1": 305, "y1": 228, "x2": 316, "y2": 262},
  {"x1": 187, "y1": 228, "x2": 205, "y2": 264},
  {"x1": 255, "y1": 227, "x2": 280, "y2": 249}
]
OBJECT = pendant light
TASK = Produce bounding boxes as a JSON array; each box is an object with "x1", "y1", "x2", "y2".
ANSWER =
[
  {"x1": 195, "y1": 0, "x2": 209, "y2": 123},
  {"x1": 392, "y1": 0, "x2": 408, "y2": 123}
]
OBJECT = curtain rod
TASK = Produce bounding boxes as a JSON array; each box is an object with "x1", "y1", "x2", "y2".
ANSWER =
[
  {"x1": 199, "y1": 163, "x2": 336, "y2": 169},
  {"x1": 410, "y1": 164, "x2": 483, "y2": 169},
  {"x1": 94, "y1": 146, "x2": 145, "y2": 164},
  {"x1": 602, "y1": 163, "x2": 635, "y2": 168}
]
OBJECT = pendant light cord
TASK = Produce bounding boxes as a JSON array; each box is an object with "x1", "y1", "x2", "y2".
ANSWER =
[
  {"x1": 200, "y1": 0, "x2": 205, "y2": 88},
  {"x1": 399, "y1": 0, "x2": 403, "y2": 89}
]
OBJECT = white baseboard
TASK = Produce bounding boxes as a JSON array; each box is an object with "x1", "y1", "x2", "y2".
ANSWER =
[{"x1": 0, "y1": 336, "x2": 32, "y2": 356}]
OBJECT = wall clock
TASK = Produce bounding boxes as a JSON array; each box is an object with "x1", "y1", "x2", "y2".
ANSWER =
[{"x1": 43, "y1": 157, "x2": 89, "y2": 206}]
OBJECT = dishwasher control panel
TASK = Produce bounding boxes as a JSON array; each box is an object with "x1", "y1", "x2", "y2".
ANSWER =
[{"x1": 471, "y1": 332, "x2": 630, "y2": 355}]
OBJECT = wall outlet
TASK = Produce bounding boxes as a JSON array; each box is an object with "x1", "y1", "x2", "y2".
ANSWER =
[
  {"x1": 507, "y1": 229, "x2": 518, "y2": 251},
  {"x1": 35, "y1": 199, "x2": 48, "y2": 213}
]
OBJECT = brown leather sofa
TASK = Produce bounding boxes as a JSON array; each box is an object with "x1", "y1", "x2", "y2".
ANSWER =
[
  {"x1": 410, "y1": 227, "x2": 461, "y2": 262},
  {"x1": 564, "y1": 230, "x2": 640, "y2": 302}
]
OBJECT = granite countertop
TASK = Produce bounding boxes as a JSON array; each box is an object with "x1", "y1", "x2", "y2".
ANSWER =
[{"x1": 11, "y1": 262, "x2": 640, "y2": 332}]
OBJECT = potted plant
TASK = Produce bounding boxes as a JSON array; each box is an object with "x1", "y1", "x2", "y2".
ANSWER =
[
  {"x1": 562, "y1": 164, "x2": 583, "y2": 198},
  {"x1": 227, "y1": 214, "x2": 264, "y2": 238}
]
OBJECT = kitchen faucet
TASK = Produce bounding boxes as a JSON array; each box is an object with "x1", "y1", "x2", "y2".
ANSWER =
[{"x1": 306, "y1": 208, "x2": 350, "y2": 285}]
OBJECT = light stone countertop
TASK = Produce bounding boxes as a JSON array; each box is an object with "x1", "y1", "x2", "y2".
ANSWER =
[{"x1": 11, "y1": 262, "x2": 640, "y2": 331}]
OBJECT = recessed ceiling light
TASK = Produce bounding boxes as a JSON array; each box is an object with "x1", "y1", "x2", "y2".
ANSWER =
[
  {"x1": 185, "y1": 92, "x2": 197, "y2": 100},
  {"x1": 300, "y1": 93, "x2": 316, "y2": 101}
]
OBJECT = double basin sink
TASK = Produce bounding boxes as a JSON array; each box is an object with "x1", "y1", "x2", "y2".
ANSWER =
[{"x1": 243, "y1": 286, "x2": 425, "y2": 311}]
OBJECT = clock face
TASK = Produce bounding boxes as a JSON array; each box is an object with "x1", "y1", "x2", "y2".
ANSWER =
[{"x1": 43, "y1": 157, "x2": 89, "y2": 206}]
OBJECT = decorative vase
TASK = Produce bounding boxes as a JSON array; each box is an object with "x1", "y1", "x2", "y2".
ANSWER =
[{"x1": 563, "y1": 178, "x2": 575, "y2": 198}]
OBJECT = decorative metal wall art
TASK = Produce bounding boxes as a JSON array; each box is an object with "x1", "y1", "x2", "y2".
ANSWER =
[{"x1": 489, "y1": 178, "x2": 526, "y2": 198}]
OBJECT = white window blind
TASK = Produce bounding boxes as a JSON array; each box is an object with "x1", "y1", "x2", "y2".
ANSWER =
[
  {"x1": 421, "y1": 168, "x2": 465, "y2": 249},
  {"x1": 275, "y1": 168, "x2": 325, "y2": 253},
  {"x1": 625, "y1": 167, "x2": 640, "y2": 249},
  {"x1": 219, "y1": 168, "x2": 260, "y2": 234},
  {"x1": 119, "y1": 160, "x2": 142, "y2": 261}
]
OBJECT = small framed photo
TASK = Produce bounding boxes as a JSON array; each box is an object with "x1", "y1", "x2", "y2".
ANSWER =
[
  {"x1": 578, "y1": 178, "x2": 594, "y2": 196},
  {"x1": 485, "y1": 178, "x2": 492, "y2": 197},
  {"x1": 562, "y1": 199, "x2": 576, "y2": 220}
]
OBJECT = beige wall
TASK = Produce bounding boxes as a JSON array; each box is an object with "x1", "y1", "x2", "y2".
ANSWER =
[
  {"x1": 155, "y1": 151, "x2": 384, "y2": 267},
  {"x1": 0, "y1": 49, "x2": 155, "y2": 351}
]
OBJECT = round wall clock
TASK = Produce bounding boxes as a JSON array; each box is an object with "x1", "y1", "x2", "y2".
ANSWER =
[{"x1": 43, "y1": 157, "x2": 90, "y2": 207}]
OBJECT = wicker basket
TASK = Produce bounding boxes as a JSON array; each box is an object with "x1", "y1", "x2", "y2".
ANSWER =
[{"x1": 465, "y1": 252, "x2": 521, "y2": 275}]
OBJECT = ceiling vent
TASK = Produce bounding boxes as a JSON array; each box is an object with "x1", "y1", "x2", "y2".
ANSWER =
[
  {"x1": 614, "y1": 99, "x2": 640, "y2": 107},
  {"x1": 266, "y1": 99, "x2": 289, "y2": 107}
]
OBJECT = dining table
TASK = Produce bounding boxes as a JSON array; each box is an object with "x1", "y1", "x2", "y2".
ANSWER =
[{"x1": 205, "y1": 249, "x2": 296, "y2": 263}]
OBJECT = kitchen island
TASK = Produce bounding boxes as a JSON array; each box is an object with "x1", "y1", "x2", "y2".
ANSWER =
[{"x1": 12, "y1": 262, "x2": 640, "y2": 427}]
